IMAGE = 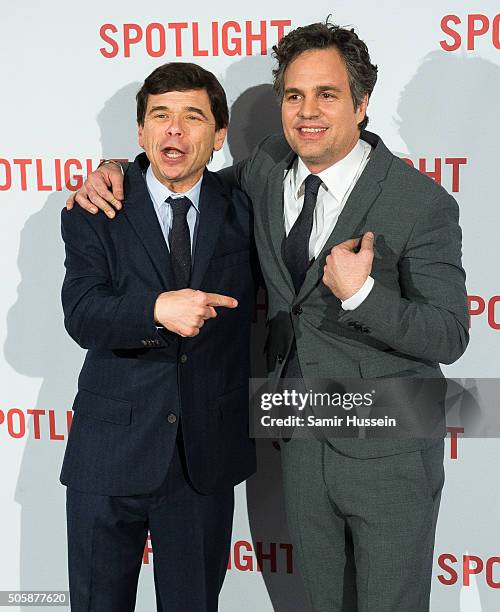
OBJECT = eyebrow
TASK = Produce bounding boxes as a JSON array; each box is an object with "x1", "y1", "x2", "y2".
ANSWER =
[
  {"x1": 149, "y1": 105, "x2": 208, "y2": 120},
  {"x1": 284, "y1": 85, "x2": 343, "y2": 95}
]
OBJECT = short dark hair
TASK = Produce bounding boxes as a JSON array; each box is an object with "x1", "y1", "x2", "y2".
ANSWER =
[
  {"x1": 136, "y1": 62, "x2": 229, "y2": 131},
  {"x1": 272, "y1": 18, "x2": 378, "y2": 130}
]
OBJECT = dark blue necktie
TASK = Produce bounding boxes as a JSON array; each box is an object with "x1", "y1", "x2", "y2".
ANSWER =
[
  {"x1": 284, "y1": 174, "x2": 323, "y2": 293},
  {"x1": 167, "y1": 196, "x2": 192, "y2": 289}
]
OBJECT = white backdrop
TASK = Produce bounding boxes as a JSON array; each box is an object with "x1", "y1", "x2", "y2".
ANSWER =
[{"x1": 1, "y1": 1, "x2": 499, "y2": 610}]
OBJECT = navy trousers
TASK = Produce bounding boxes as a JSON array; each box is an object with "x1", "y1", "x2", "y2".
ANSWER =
[{"x1": 66, "y1": 436, "x2": 234, "y2": 612}]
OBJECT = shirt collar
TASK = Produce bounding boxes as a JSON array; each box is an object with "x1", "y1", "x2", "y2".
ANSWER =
[
  {"x1": 145, "y1": 165, "x2": 202, "y2": 212},
  {"x1": 293, "y1": 139, "x2": 371, "y2": 202}
]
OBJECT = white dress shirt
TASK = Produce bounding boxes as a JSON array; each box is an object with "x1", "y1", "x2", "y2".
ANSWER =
[
  {"x1": 283, "y1": 139, "x2": 374, "y2": 310},
  {"x1": 145, "y1": 165, "x2": 202, "y2": 254}
]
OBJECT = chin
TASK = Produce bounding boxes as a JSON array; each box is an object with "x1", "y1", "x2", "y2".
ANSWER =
[
  {"x1": 159, "y1": 167, "x2": 183, "y2": 180},
  {"x1": 297, "y1": 150, "x2": 324, "y2": 164},
  {"x1": 297, "y1": 142, "x2": 325, "y2": 154}
]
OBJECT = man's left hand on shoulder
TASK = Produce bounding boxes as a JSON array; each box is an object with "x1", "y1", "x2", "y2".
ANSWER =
[{"x1": 322, "y1": 231, "x2": 374, "y2": 301}]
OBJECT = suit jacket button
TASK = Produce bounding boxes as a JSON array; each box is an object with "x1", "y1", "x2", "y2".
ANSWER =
[
  {"x1": 292, "y1": 305, "x2": 303, "y2": 315},
  {"x1": 179, "y1": 354, "x2": 188, "y2": 364},
  {"x1": 167, "y1": 413, "x2": 177, "y2": 424},
  {"x1": 276, "y1": 353, "x2": 284, "y2": 364}
]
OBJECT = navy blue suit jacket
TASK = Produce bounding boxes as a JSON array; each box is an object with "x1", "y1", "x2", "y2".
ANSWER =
[{"x1": 60, "y1": 154, "x2": 257, "y2": 496}]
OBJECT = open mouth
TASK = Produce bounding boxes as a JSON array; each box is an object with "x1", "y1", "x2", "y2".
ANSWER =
[
  {"x1": 161, "y1": 147, "x2": 186, "y2": 160},
  {"x1": 298, "y1": 127, "x2": 327, "y2": 133},
  {"x1": 296, "y1": 125, "x2": 328, "y2": 142}
]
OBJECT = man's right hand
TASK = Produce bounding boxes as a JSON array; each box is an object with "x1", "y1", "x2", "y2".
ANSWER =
[
  {"x1": 66, "y1": 162, "x2": 125, "y2": 218},
  {"x1": 154, "y1": 289, "x2": 238, "y2": 337}
]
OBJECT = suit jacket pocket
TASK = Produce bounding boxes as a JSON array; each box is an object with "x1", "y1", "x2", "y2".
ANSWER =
[
  {"x1": 73, "y1": 388, "x2": 132, "y2": 425},
  {"x1": 210, "y1": 385, "x2": 249, "y2": 417}
]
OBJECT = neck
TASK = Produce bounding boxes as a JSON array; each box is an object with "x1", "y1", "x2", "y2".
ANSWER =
[{"x1": 152, "y1": 168, "x2": 204, "y2": 194}]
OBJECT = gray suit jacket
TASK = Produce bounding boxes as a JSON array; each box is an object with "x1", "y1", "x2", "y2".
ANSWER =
[{"x1": 223, "y1": 130, "x2": 469, "y2": 458}]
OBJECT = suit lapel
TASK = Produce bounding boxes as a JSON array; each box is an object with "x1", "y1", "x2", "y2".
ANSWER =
[
  {"x1": 297, "y1": 131, "x2": 392, "y2": 302},
  {"x1": 122, "y1": 155, "x2": 175, "y2": 288},
  {"x1": 190, "y1": 170, "x2": 228, "y2": 289},
  {"x1": 263, "y1": 151, "x2": 296, "y2": 294},
  {"x1": 296, "y1": 169, "x2": 382, "y2": 301}
]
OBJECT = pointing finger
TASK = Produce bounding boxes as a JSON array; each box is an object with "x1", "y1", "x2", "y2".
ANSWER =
[{"x1": 205, "y1": 293, "x2": 238, "y2": 309}]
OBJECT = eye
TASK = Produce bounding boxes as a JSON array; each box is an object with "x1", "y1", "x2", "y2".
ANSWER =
[
  {"x1": 185, "y1": 114, "x2": 202, "y2": 122},
  {"x1": 286, "y1": 94, "x2": 301, "y2": 102},
  {"x1": 320, "y1": 92, "x2": 336, "y2": 99},
  {"x1": 154, "y1": 113, "x2": 168, "y2": 119}
]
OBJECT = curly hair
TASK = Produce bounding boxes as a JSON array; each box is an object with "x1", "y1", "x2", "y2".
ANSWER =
[{"x1": 272, "y1": 18, "x2": 378, "y2": 130}]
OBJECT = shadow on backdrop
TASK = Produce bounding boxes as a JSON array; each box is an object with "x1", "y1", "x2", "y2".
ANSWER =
[
  {"x1": 227, "y1": 84, "x2": 282, "y2": 163},
  {"x1": 3, "y1": 82, "x2": 157, "y2": 611},
  {"x1": 395, "y1": 52, "x2": 500, "y2": 612},
  {"x1": 227, "y1": 63, "x2": 309, "y2": 611}
]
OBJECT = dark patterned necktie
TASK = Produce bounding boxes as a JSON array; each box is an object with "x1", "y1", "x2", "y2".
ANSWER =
[
  {"x1": 284, "y1": 174, "x2": 323, "y2": 293},
  {"x1": 167, "y1": 196, "x2": 192, "y2": 289}
]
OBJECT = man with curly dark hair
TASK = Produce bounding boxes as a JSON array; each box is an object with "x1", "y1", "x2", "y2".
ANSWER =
[{"x1": 69, "y1": 18, "x2": 468, "y2": 611}]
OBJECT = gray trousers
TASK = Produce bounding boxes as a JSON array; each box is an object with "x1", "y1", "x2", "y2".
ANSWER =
[{"x1": 280, "y1": 438, "x2": 444, "y2": 612}]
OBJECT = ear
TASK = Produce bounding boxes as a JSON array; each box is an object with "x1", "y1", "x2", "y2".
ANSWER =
[
  {"x1": 137, "y1": 123, "x2": 144, "y2": 149},
  {"x1": 213, "y1": 127, "x2": 227, "y2": 152},
  {"x1": 356, "y1": 94, "x2": 369, "y2": 124}
]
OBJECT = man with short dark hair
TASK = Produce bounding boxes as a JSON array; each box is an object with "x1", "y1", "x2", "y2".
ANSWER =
[
  {"x1": 61, "y1": 62, "x2": 257, "y2": 611},
  {"x1": 70, "y1": 20, "x2": 469, "y2": 611}
]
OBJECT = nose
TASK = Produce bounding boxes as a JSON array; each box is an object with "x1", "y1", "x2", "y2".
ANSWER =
[
  {"x1": 165, "y1": 114, "x2": 184, "y2": 137},
  {"x1": 298, "y1": 95, "x2": 320, "y2": 119}
]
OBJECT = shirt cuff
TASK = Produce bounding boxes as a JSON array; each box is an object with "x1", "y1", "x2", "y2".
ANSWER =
[{"x1": 341, "y1": 276, "x2": 375, "y2": 311}]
